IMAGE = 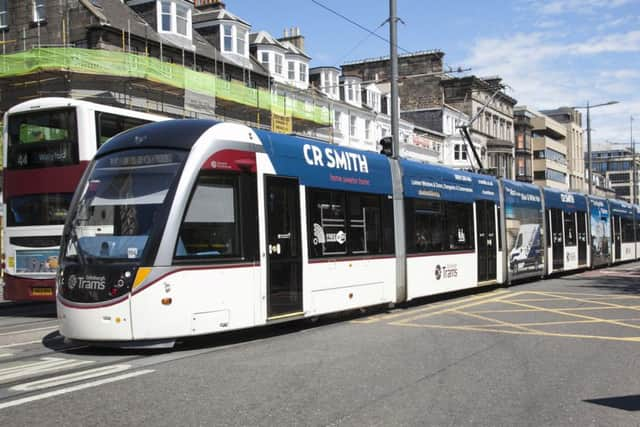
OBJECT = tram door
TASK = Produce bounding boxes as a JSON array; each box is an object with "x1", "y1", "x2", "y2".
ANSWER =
[
  {"x1": 577, "y1": 212, "x2": 587, "y2": 265},
  {"x1": 476, "y1": 200, "x2": 497, "y2": 282},
  {"x1": 550, "y1": 209, "x2": 564, "y2": 270},
  {"x1": 613, "y1": 215, "x2": 622, "y2": 261},
  {"x1": 265, "y1": 176, "x2": 303, "y2": 318}
]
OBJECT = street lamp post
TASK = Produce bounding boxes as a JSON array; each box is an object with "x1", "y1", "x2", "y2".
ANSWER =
[{"x1": 573, "y1": 101, "x2": 619, "y2": 195}]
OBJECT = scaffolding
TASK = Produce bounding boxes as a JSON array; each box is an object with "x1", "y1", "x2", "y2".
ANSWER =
[{"x1": 0, "y1": 47, "x2": 331, "y2": 127}]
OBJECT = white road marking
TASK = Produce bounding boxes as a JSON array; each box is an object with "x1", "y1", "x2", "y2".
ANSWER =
[
  {"x1": 11, "y1": 364, "x2": 132, "y2": 392},
  {"x1": 0, "y1": 357, "x2": 93, "y2": 382},
  {"x1": 0, "y1": 326, "x2": 59, "y2": 337},
  {"x1": 0, "y1": 369, "x2": 155, "y2": 410},
  {"x1": 0, "y1": 340, "x2": 43, "y2": 349}
]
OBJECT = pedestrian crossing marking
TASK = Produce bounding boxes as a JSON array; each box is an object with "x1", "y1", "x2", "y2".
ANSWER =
[{"x1": 0, "y1": 357, "x2": 94, "y2": 383}]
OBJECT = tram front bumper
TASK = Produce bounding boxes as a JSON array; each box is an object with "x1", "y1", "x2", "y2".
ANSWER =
[{"x1": 57, "y1": 297, "x2": 133, "y2": 341}]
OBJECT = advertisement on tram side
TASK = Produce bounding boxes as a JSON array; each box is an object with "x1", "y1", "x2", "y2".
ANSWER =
[
  {"x1": 503, "y1": 181, "x2": 544, "y2": 280},
  {"x1": 589, "y1": 198, "x2": 610, "y2": 267}
]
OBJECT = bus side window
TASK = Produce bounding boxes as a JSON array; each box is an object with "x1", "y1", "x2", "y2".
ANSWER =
[{"x1": 95, "y1": 112, "x2": 150, "y2": 147}]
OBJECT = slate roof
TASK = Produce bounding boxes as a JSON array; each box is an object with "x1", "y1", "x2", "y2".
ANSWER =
[
  {"x1": 79, "y1": 0, "x2": 267, "y2": 76},
  {"x1": 192, "y1": 5, "x2": 250, "y2": 27},
  {"x1": 249, "y1": 31, "x2": 311, "y2": 60}
]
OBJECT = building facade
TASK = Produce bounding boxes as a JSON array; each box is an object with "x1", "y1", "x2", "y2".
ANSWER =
[
  {"x1": 513, "y1": 107, "x2": 534, "y2": 183},
  {"x1": 531, "y1": 113, "x2": 568, "y2": 190},
  {"x1": 442, "y1": 76, "x2": 516, "y2": 179},
  {"x1": 341, "y1": 51, "x2": 516, "y2": 175},
  {"x1": 589, "y1": 148, "x2": 640, "y2": 203},
  {"x1": 541, "y1": 107, "x2": 585, "y2": 192}
]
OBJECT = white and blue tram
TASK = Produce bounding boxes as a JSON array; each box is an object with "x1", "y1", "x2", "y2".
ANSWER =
[{"x1": 56, "y1": 120, "x2": 640, "y2": 345}]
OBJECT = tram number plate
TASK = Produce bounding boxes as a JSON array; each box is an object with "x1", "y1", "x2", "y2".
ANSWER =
[{"x1": 31, "y1": 288, "x2": 53, "y2": 296}]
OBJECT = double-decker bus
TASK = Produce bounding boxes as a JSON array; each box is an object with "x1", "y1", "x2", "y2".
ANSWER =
[
  {"x1": 2, "y1": 98, "x2": 167, "y2": 302},
  {"x1": 55, "y1": 119, "x2": 640, "y2": 347}
]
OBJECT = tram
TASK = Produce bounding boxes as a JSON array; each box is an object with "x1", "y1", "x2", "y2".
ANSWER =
[{"x1": 56, "y1": 120, "x2": 640, "y2": 345}]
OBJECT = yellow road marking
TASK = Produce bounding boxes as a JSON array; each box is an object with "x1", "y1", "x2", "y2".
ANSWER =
[
  {"x1": 520, "y1": 291, "x2": 640, "y2": 299},
  {"x1": 471, "y1": 306, "x2": 640, "y2": 314},
  {"x1": 352, "y1": 289, "x2": 508, "y2": 324},
  {"x1": 462, "y1": 318, "x2": 640, "y2": 328},
  {"x1": 395, "y1": 322, "x2": 640, "y2": 343},
  {"x1": 500, "y1": 299, "x2": 640, "y2": 331},
  {"x1": 389, "y1": 290, "x2": 516, "y2": 325},
  {"x1": 525, "y1": 291, "x2": 640, "y2": 313},
  {"x1": 451, "y1": 309, "x2": 541, "y2": 334}
]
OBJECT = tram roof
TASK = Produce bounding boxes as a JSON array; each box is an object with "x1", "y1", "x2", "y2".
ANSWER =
[
  {"x1": 608, "y1": 198, "x2": 634, "y2": 218},
  {"x1": 255, "y1": 129, "x2": 393, "y2": 195},
  {"x1": 502, "y1": 179, "x2": 543, "y2": 208},
  {"x1": 542, "y1": 187, "x2": 588, "y2": 213},
  {"x1": 96, "y1": 119, "x2": 219, "y2": 157},
  {"x1": 400, "y1": 160, "x2": 499, "y2": 203}
]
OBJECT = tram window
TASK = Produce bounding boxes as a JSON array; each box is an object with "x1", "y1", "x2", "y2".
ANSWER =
[
  {"x1": 175, "y1": 173, "x2": 241, "y2": 259},
  {"x1": 497, "y1": 206, "x2": 502, "y2": 250},
  {"x1": 405, "y1": 199, "x2": 474, "y2": 254},
  {"x1": 564, "y1": 212, "x2": 577, "y2": 246},
  {"x1": 307, "y1": 189, "x2": 347, "y2": 257},
  {"x1": 348, "y1": 193, "x2": 381, "y2": 254},
  {"x1": 622, "y1": 218, "x2": 635, "y2": 243},
  {"x1": 546, "y1": 210, "x2": 551, "y2": 248},
  {"x1": 306, "y1": 189, "x2": 393, "y2": 258},
  {"x1": 445, "y1": 202, "x2": 474, "y2": 250}
]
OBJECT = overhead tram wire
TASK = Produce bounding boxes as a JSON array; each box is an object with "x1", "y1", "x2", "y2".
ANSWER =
[
  {"x1": 310, "y1": 0, "x2": 411, "y2": 54},
  {"x1": 336, "y1": 21, "x2": 387, "y2": 65}
]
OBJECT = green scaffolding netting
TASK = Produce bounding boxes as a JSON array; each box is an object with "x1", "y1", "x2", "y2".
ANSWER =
[{"x1": 0, "y1": 48, "x2": 331, "y2": 125}]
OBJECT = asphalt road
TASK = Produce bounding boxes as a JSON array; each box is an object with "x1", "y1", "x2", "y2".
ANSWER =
[{"x1": 1, "y1": 263, "x2": 640, "y2": 426}]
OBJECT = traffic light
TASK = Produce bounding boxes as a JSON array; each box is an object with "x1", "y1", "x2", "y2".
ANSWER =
[{"x1": 379, "y1": 136, "x2": 393, "y2": 157}]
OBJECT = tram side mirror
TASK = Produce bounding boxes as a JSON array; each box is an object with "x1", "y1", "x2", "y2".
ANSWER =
[{"x1": 379, "y1": 136, "x2": 393, "y2": 157}]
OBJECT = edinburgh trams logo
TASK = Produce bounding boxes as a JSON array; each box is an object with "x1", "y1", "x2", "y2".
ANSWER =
[
  {"x1": 435, "y1": 264, "x2": 459, "y2": 280},
  {"x1": 67, "y1": 274, "x2": 106, "y2": 291},
  {"x1": 67, "y1": 274, "x2": 78, "y2": 290},
  {"x1": 435, "y1": 265, "x2": 442, "y2": 280}
]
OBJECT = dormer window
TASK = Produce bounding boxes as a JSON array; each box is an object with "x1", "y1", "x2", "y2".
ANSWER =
[
  {"x1": 220, "y1": 23, "x2": 249, "y2": 56},
  {"x1": 157, "y1": 1, "x2": 192, "y2": 39},
  {"x1": 288, "y1": 61, "x2": 295, "y2": 80},
  {"x1": 222, "y1": 24, "x2": 233, "y2": 51},
  {"x1": 261, "y1": 52, "x2": 270, "y2": 70},
  {"x1": 176, "y1": 3, "x2": 189, "y2": 36},
  {"x1": 299, "y1": 64, "x2": 307, "y2": 82},
  {"x1": 161, "y1": 2, "x2": 171, "y2": 31},
  {"x1": 237, "y1": 28, "x2": 247, "y2": 55},
  {"x1": 0, "y1": 0, "x2": 8, "y2": 28},
  {"x1": 33, "y1": 0, "x2": 46, "y2": 23}
]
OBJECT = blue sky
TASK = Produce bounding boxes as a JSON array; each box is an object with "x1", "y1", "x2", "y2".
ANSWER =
[{"x1": 229, "y1": 0, "x2": 640, "y2": 148}]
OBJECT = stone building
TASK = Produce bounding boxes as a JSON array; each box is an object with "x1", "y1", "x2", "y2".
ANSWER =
[
  {"x1": 541, "y1": 107, "x2": 585, "y2": 192},
  {"x1": 441, "y1": 76, "x2": 516, "y2": 179},
  {"x1": 589, "y1": 148, "x2": 640, "y2": 203},
  {"x1": 515, "y1": 106, "x2": 569, "y2": 190},
  {"x1": 513, "y1": 107, "x2": 534, "y2": 183},
  {"x1": 340, "y1": 51, "x2": 516, "y2": 176}
]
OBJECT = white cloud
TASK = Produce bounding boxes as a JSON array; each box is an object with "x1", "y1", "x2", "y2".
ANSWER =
[
  {"x1": 575, "y1": 31, "x2": 640, "y2": 54},
  {"x1": 600, "y1": 69, "x2": 640, "y2": 80},
  {"x1": 464, "y1": 30, "x2": 640, "y2": 145},
  {"x1": 529, "y1": 0, "x2": 634, "y2": 15}
]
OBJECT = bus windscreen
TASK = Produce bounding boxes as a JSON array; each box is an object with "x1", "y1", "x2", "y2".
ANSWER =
[{"x1": 7, "y1": 108, "x2": 78, "y2": 169}]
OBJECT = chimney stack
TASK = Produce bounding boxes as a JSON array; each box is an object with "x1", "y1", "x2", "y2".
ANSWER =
[
  {"x1": 278, "y1": 26, "x2": 305, "y2": 52},
  {"x1": 194, "y1": 0, "x2": 226, "y2": 10}
]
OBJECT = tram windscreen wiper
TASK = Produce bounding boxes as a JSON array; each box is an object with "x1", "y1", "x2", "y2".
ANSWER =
[{"x1": 66, "y1": 222, "x2": 88, "y2": 265}]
